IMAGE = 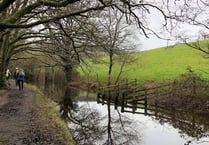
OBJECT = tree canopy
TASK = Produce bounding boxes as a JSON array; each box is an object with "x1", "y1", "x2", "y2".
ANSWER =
[{"x1": 0, "y1": 0, "x2": 208, "y2": 87}]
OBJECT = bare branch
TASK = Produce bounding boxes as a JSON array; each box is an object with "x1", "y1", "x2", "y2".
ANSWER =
[{"x1": 0, "y1": 0, "x2": 16, "y2": 12}]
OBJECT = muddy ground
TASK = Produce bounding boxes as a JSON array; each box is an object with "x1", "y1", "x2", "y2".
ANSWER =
[{"x1": 0, "y1": 82, "x2": 65, "y2": 145}]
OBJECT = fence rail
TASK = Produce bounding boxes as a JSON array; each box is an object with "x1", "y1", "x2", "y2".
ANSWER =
[{"x1": 97, "y1": 80, "x2": 172, "y2": 112}]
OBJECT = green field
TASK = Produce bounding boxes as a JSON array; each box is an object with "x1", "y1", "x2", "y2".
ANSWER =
[{"x1": 79, "y1": 42, "x2": 209, "y2": 83}]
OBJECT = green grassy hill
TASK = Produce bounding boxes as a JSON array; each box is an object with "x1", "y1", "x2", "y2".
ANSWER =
[{"x1": 79, "y1": 42, "x2": 209, "y2": 83}]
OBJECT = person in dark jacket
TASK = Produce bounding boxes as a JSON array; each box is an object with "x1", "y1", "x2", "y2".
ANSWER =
[
  {"x1": 14, "y1": 68, "x2": 19, "y2": 86},
  {"x1": 17, "y1": 69, "x2": 25, "y2": 90}
]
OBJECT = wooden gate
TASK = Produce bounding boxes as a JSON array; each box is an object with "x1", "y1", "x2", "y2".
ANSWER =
[{"x1": 97, "y1": 80, "x2": 171, "y2": 114}]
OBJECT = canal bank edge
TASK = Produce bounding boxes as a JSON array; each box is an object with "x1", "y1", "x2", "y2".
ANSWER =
[{"x1": 28, "y1": 84, "x2": 75, "y2": 145}]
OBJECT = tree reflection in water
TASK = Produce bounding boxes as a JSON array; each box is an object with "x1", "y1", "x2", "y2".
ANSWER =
[
  {"x1": 41, "y1": 82, "x2": 209, "y2": 145},
  {"x1": 116, "y1": 100, "x2": 209, "y2": 145},
  {"x1": 103, "y1": 109, "x2": 141, "y2": 145},
  {"x1": 58, "y1": 86, "x2": 103, "y2": 145},
  {"x1": 59, "y1": 86, "x2": 141, "y2": 145},
  {"x1": 150, "y1": 107, "x2": 209, "y2": 145}
]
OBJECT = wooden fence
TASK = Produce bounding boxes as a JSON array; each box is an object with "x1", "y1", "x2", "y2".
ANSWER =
[
  {"x1": 97, "y1": 80, "x2": 209, "y2": 136},
  {"x1": 97, "y1": 80, "x2": 172, "y2": 113}
]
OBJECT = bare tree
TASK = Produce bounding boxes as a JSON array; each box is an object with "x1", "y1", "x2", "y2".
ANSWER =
[
  {"x1": 157, "y1": 0, "x2": 209, "y2": 54},
  {"x1": 0, "y1": 0, "x2": 177, "y2": 87},
  {"x1": 37, "y1": 13, "x2": 102, "y2": 83},
  {"x1": 91, "y1": 8, "x2": 138, "y2": 86},
  {"x1": 0, "y1": 0, "x2": 193, "y2": 87}
]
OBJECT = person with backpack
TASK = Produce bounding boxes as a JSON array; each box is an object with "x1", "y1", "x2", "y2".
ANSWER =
[
  {"x1": 5, "y1": 68, "x2": 11, "y2": 87},
  {"x1": 17, "y1": 69, "x2": 25, "y2": 90}
]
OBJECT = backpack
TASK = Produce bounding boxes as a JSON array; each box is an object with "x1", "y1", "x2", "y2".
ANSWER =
[
  {"x1": 19, "y1": 70, "x2": 25, "y2": 77},
  {"x1": 6, "y1": 70, "x2": 10, "y2": 77}
]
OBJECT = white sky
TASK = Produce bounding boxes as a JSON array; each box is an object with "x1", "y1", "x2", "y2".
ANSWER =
[
  {"x1": 138, "y1": 24, "x2": 205, "y2": 51},
  {"x1": 137, "y1": 22, "x2": 205, "y2": 51},
  {"x1": 139, "y1": 35, "x2": 174, "y2": 51},
  {"x1": 134, "y1": 0, "x2": 208, "y2": 51}
]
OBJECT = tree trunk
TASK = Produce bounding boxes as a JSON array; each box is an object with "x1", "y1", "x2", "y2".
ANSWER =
[
  {"x1": 107, "y1": 49, "x2": 113, "y2": 86},
  {"x1": 0, "y1": 33, "x2": 10, "y2": 87},
  {"x1": 0, "y1": 57, "x2": 9, "y2": 87},
  {"x1": 64, "y1": 64, "x2": 72, "y2": 83}
]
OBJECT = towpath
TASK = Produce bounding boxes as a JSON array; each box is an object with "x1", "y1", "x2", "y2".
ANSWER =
[{"x1": 0, "y1": 82, "x2": 64, "y2": 145}]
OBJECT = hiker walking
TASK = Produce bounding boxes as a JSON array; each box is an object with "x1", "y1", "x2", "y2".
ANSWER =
[
  {"x1": 14, "y1": 68, "x2": 19, "y2": 86},
  {"x1": 5, "y1": 68, "x2": 11, "y2": 86},
  {"x1": 17, "y1": 69, "x2": 25, "y2": 90}
]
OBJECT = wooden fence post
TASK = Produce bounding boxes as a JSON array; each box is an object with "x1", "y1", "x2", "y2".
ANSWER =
[
  {"x1": 97, "y1": 93, "x2": 100, "y2": 104},
  {"x1": 102, "y1": 94, "x2": 105, "y2": 105},
  {"x1": 144, "y1": 90, "x2": 147, "y2": 115},
  {"x1": 121, "y1": 93, "x2": 125, "y2": 113},
  {"x1": 114, "y1": 86, "x2": 119, "y2": 110}
]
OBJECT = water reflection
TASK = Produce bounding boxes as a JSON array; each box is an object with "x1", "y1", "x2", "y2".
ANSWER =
[
  {"x1": 59, "y1": 86, "x2": 78, "y2": 121},
  {"x1": 153, "y1": 109, "x2": 209, "y2": 145},
  {"x1": 41, "y1": 84, "x2": 209, "y2": 145},
  {"x1": 98, "y1": 95, "x2": 209, "y2": 145},
  {"x1": 58, "y1": 86, "x2": 141, "y2": 145},
  {"x1": 67, "y1": 105, "x2": 104, "y2": 145}
]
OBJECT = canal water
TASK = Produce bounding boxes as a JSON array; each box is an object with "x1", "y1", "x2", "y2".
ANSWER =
[
  {"x1": 76, "y1": 101, "x2": 209, "y2": 145},
  {"x1": 41, "y1": 85, "x2": 209, "y2": 145}
]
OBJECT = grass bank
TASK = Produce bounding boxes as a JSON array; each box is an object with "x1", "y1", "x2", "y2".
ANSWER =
[
  {"x1": 79, "y1": 42, "x2": 209, "y2": 83},
  {"x1": 27, "y1": 84, "x2": 75, "y2": 145}
]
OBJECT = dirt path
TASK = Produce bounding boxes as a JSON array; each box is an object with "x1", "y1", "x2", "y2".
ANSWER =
[{"x1": 0, "y1": 82, "x2": 64, "y2": 145}]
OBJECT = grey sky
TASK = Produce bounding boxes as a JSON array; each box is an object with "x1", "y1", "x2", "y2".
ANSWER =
[
  {"x1": 132, "y1": 0, "x2": 209, "y2": 51},
  {"x1": 140, "y1": 36, "x2": 172, "y2": 51}
]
